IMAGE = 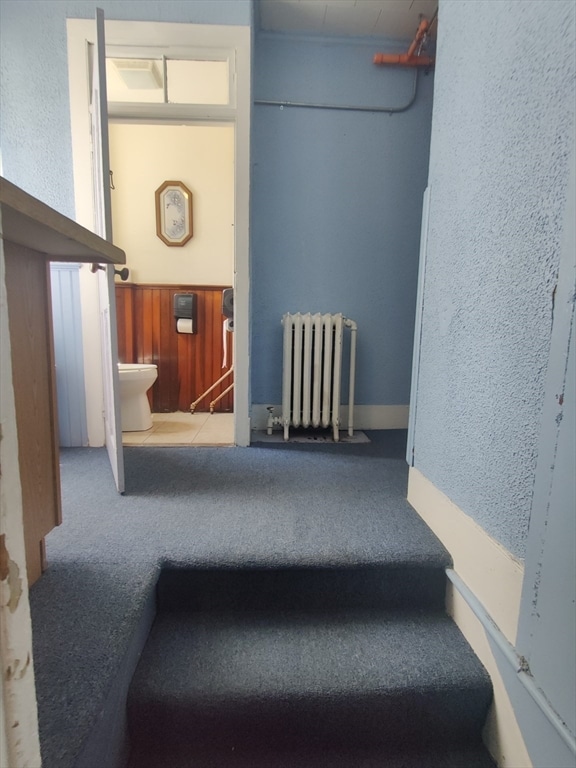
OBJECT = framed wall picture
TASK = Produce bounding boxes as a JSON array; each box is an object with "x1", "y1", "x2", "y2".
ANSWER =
[{"x1": 155, "y1": 180, "x2": 193, "y2": 246}]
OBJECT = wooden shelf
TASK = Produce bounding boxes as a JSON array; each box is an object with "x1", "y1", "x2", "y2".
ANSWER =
[
  {"x1": 0, "y1": 176, "x2": 125, "y2": 264},
  {"x1": 1, "y1": 176, "x2": 126, "y2": 585}
]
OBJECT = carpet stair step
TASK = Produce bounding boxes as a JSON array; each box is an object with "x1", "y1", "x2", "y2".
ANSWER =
[
  {"x1": 156, "y1": 563, "x2": 449, "y2": 613},
  {"x1": 128, "y1": 744, "x2": 496, "y2": 768},
  {"x1": 127, "y1": 608, "x2": 492, "y2": 756}
]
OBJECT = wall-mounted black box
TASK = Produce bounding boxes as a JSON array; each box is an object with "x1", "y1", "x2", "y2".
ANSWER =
[
  {"x1": 222, "y1": 288, "x2": 233, "y2": 318},
  {"x1": 173, "y1": 293, "x2": 197, "y2": 333}
]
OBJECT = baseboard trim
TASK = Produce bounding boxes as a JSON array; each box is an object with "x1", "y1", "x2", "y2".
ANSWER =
[
  {"x1": 407, "y1": 467, "x2": 524, "y2": 645},
  {"x1": 250, "y1": 404, "x2": 409, "y2": 433},
  {"x1": 447, "y1": 569, "x2": 576, "y2": 768},
  {"x1": 445, "y1": 573, "x2": 532, "y2": 768},
  {"x1": 408, "y1": 468, "x2": 576, "y2": 768}
]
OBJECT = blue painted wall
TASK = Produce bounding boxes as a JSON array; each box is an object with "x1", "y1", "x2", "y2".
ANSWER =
[
  {"x1": 1, "y1": 1, "x2": 433, "y2": 430},
  {"x1": 251, "y1": 33, "x2": 434, "y2": 406},
  {"x1": 0, "y1": 0, "x2": 251, "y2": 217},
  {"x1": 0, "y1": 0, "x2": 251, "y2": 446},
  {"x1": 411, "y1": 0, "x2": 575, "y2": 558}
]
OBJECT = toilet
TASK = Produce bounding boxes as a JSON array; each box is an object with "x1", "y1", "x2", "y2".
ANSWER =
[{"x1": 117, "y1": 363, "x2": 158, "y2": 431}]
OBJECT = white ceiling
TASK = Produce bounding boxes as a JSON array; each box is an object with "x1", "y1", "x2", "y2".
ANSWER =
[{"x1": 258, "y1": 0, "x2": 438, "y2": 40}]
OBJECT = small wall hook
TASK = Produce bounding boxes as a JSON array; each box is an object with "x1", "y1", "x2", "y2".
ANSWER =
[
  {"x1": 90, "y1": 264, "x2": 130, "y2": 281},
  {"x1": 115, "y1": 267, "x2": 130, "y2": 281}
]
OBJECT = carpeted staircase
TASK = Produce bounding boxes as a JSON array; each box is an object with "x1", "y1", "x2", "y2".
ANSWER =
[
  {"x1": 30, "y1": 438, "x2": 497, "y2": 768},
  {"x1": 126, "y1": 562, "x2": 496, "y2": 767}
]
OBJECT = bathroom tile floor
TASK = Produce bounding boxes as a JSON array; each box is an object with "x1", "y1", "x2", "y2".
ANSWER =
[{"x1": 121, "y1": 411, "x2": 234, "y2": 447}]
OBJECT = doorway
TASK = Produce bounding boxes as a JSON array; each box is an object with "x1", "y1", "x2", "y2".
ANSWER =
[
  {"x1": 66, "y1": 18, "x2": 251, "y2": 462},
  {"x1": 108, "y1": 121, "x2": 235, "y2": 446}
]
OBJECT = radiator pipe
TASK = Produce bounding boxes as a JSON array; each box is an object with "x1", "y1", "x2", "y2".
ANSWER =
[
  {"x1": 345, "y1": 319, "x2": 357, "y2": 437},
  {"x1": 266, "y1": 406, "x2": 275, "y2": 436}
]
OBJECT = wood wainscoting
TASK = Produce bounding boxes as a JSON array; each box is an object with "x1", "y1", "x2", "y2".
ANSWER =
[{"x1": 115, "y1": 283, "x2": 233, "y2": 413}]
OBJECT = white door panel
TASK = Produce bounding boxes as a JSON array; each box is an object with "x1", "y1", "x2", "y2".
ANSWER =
[{"x1": 89, "y1": 8, "x2": 125, "y2": 492}]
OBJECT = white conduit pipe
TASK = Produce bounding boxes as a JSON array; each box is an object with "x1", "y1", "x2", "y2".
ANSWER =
[
  {"x1": 345, "y1": 318, "x2": 357, "y2": 437},
  {"x1": 254, "y1": 70, "x2": 419, "y2": 114}
]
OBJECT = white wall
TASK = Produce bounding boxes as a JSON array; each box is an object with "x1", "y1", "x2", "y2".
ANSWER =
[{"x1": 109, "y1": 122, "x2": 234, "y2": 285}]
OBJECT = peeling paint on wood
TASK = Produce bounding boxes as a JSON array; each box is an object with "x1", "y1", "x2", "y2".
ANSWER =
[
  {"x1": 0, "y1": 533, "x2": 9, "y2": 581},
  {"x1": 0, "y1": 534, "x2": 23, "y2": 613},
  {"x1": 5, "y1": 653, "x2": 30, "y2": 682}
]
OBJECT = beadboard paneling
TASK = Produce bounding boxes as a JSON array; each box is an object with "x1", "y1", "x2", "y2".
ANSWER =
[{"x1": 50, "y1": 264, "x2": 88, "y2": 447}]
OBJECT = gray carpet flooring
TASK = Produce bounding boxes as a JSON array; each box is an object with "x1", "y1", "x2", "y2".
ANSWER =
[
  {"x1": 29, "y1": 431, "x2": 458, "y2": 768},
  {"x1": 128, "y1": 608, "x2": 492, "y2": 752}
]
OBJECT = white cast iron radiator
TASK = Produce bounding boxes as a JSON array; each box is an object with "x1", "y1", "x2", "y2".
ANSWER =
[{"x1": 267, "y1": 313, "x2": 357, "y2": 442}]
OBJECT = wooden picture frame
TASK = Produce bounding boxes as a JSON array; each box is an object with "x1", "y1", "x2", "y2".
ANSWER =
[{"x1": 155, "y1": 180, "x2": 193, "y2": 246}]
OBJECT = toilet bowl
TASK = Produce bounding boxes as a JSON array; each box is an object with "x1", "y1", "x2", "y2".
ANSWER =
[{"x1": 118, "y1": 363, "x2": 158, "y2": 431}]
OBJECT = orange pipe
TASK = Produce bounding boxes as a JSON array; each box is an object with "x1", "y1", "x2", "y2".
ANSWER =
[
  {"x1": 373, "y1": 52, "x2": 434, "y2": 67},
  {"x1": 373, "y1": 16, "x2": 434, "y2": 68},
  {"x1": 406, "y1": 18, "x2": 429, "y2": 58}
]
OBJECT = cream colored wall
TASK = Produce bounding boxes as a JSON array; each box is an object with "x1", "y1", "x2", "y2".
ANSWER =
[
  {"x1": 408, "y1": 468, "x2": 524, "y2": 646},
  {"x1": 109, "y1": 122, "x2": 234, "y2": 285},
  {"x1": 446, "y1": 584, "x2": 532, "y2": 768}
]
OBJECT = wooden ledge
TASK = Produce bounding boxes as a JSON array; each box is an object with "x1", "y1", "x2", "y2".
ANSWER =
[{"x1": 0, "y1": 176, "x2": 125, "y2": 265}]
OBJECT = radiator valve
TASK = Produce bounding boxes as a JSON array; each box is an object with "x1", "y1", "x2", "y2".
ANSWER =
[{"x1": 266, "y1": 406, "x2": 275, "y2": 435}]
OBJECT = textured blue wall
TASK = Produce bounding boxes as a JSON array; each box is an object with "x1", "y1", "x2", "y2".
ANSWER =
[
  {"x1": 251, "y1": 33, "x2": 434, "y2": 406},
  {"x1": 0, "y1": 0, "x2": 251, "y2": 217},
  {"x1": 411, "y1": 0, "x2": 576, "y2": 558}
]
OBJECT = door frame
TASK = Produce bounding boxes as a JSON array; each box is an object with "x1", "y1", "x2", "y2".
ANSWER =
[
  {"x1": 66, "y1": 19, "x2": 251, "y2": 447},
  {"x1": 89, "y1": 9, "x2": 125, "y2": 491},
  {"x1": 406, "y1": 185, "x2": 431, "y2": 466}
]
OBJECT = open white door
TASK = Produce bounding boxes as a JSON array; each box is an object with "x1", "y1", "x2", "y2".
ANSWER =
[{"x1": 89, "y1": 8, "x2": 125, "y2": 492}]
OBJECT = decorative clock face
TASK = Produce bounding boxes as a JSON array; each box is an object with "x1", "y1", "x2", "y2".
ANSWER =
[{"x1": 155, "y1": 181, "x2": 193, "y2": 246}]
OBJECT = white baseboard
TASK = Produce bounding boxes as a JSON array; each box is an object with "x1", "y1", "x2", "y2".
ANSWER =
[
  {"x1": 405, "y1": 468, "x2": 572, "y2": 768},
  {"x1": 446, "y1": 575, "x2": 533, "y2": 768},
  {"x1": 447, "y1": 570, "x2": 576, "y2": 768},
  {"x1": 250, "y1": 404, "x2": 409, "y2": 432},
  {"x1": 407, "y1": 467, "x2": 524, "y2": 645}
]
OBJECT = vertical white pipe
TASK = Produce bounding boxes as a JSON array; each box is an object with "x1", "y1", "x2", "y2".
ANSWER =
[
  {"x1": 321, "y1": 313, "x2": 333, "y2": 428},
  {"x1": 292, "y1": 313, "x2": 302, "y2": 429},
  {"x1": 302, "y1": 313, "x2": 312, "y2": 428},
  {"x1": 347, "y1": 320, "x2": 357, "y2": 437},
  {"x1": 332, "y1": 314, "x2": 344, "y2": 442},
  {"x1": 312, "y1": 313, "x2": 322, "y2": 427},
  {"x1": 282, "y1": 313, "x2": 292, "y2": 440}
]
